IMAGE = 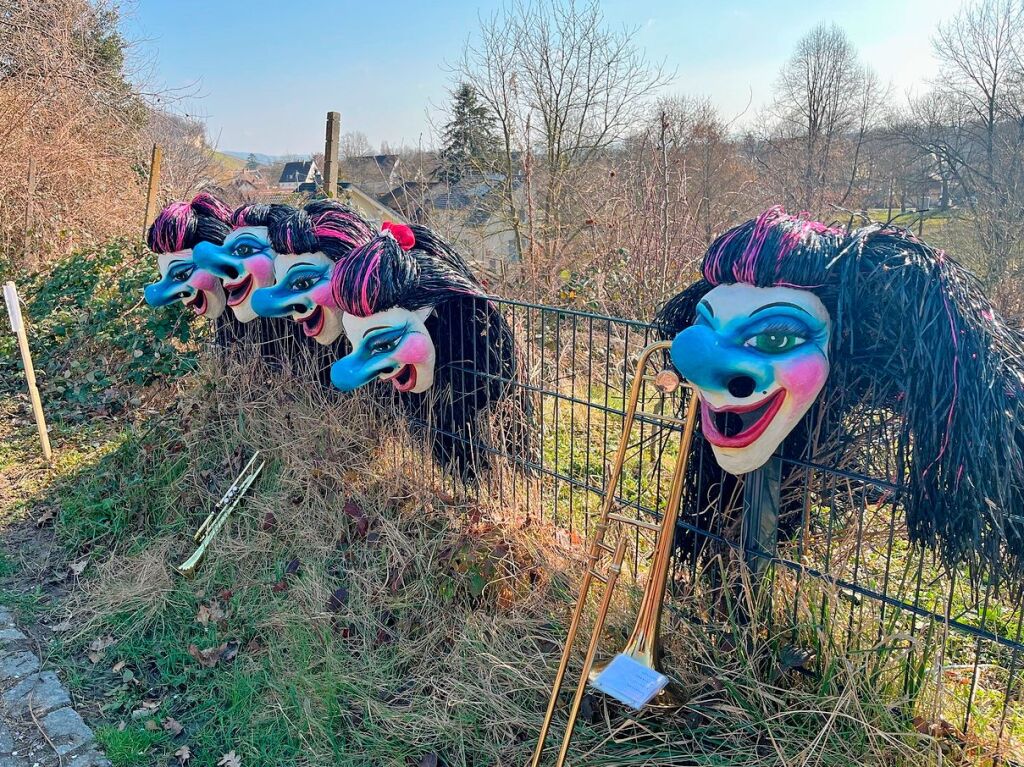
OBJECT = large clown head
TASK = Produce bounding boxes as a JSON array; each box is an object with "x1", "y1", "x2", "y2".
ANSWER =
[
  {"x1": 659, "y1": 207, "x2": 845, "y2": 475},
  {"x1": 143, "y1": 194, "x2": 233, "y2": 319},
  {"x1": 670, "y1": 283, "x2": 831, "y2": 474},
  {"x1": 249, "y1": 201, "x2": 374, "y2": 345},
  {"x1": 329, "y1": 223, "x2": 443, "y2": 393},
  {"x1": 192, "y1": 204, "x2": 292, "y2": 323}
]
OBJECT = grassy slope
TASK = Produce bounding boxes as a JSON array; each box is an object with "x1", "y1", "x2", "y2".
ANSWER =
[{"x1": 0, "y1": 242, "x2": 967, "y2": 766}]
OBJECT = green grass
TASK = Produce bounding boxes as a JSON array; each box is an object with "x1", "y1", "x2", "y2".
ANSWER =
[
  {"x1": 95, "y1": 724, "x2": 171, "y2": 767},
  {"x1": 3, "y1": 238, "x2": 1022, "y2": 765}
]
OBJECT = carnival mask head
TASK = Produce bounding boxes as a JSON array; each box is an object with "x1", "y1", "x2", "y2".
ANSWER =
[
  {"x1": 249, "y1": 200, "x2": 374, "y2": 344},
  {"x1": 329, "y1": 223, "x2": 447, "y2": 393},
  {"x1": 658, "y1": 206, "x2": 1024, "y2": 575},
  {"x1": 659, "y1": 208, "x2": 843, "y2": 474},
  {"x1": 143, "y1": 194, "x2": 233, "y2": 319},
  {"x1": 192, "y1": 204, "x2": 292, "y2": 323}
]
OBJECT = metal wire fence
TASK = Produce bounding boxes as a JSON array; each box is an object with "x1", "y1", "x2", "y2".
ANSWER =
[{"x1": 361, "y1": 295, "x2": 1024, "y2": 762}]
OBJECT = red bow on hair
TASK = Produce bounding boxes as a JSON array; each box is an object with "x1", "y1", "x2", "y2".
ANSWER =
[{"x1": 382, "y1": 221, "x2": 415, "y2": 251}]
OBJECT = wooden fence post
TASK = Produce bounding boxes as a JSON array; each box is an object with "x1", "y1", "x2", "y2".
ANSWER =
[
  {"x1": 323, "y1": 111, "x2": 341, "y2": 198},
  {"x1": 3, "y1": 281, "x2": 52, "y2": 464},
  {"x1": 142, "y1": 144, "x2": 163, "y2": 238}
]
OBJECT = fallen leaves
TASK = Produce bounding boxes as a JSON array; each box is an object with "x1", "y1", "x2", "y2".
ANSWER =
[
  {"x1": 195, "y1": 599, "x2": 226, "y2": 626},
  {"x1": 342, "y1": 499, "x2": 369, "y2": 539},
  {"x1": 174, "y1": 745, "x2": 192, "y2": 765},
  {"x1": 326, "y1": 587, "x2": 349, "y2": 613},
  {"x1": 217, "y1": 750, "x2": 242, "y2": 767},
  {"x1": 187, "y1": 640, "x2": 239, "y2": 668},
  {"x1": 162, "y1": 716, "x2": 184, "y2": 736},
  {"x1": 87, "y1": 635, "x2": 114, "y2": 664}
]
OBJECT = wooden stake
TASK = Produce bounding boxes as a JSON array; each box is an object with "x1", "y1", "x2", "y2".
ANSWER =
[
  {"x1": 3, "y1": 282, "x2": 52, "y2": 464},
  {"x1": 142, "y1": 144, "x2": 163, "y2": 238},
  {"x1": 322, "y1": 111, "x2": 340, "y2": 198}
]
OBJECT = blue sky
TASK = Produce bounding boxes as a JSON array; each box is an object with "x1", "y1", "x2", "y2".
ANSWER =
[{"x1": 122, "y1": 0, "x2": 965, "y2": 156}]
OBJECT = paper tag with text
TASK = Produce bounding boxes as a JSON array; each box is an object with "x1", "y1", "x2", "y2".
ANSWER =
[{"x1": 591, "y1": 653, "x2": 669, "y2": 710}]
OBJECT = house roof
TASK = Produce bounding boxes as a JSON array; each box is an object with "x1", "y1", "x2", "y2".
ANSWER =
[{"x1": 279, "y1": 160, "x2": 317, "y2": 184}]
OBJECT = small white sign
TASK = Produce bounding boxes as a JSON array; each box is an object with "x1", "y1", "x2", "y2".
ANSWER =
[
  {"x1": 591, "y1": 653, "x2": 669, "y2": 710},
  {"x1": 3, "y1": 282, "x2": 23, "y2": 333}
]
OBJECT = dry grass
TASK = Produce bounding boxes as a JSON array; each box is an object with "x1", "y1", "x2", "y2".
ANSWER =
[{"x1": 28, "y1": 342, "x2": 977, "y2": 765}]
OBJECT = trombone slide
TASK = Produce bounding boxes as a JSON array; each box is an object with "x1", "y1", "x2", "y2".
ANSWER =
[
  {"x1": 531, "y1": 340, "x2": 699, "y2": 767},
  {"x1": 176, "y1": 454, "x2": 265, "y2": 577}
]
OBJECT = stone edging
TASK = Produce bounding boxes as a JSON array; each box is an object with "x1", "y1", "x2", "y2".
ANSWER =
[{"x1": 0, "y1": 608, "x2": 109, "y2": 767}]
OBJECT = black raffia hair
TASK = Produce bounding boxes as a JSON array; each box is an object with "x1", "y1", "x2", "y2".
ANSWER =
[
  {"x1": 655, "y1": 206, "x2": 1024, "y2": 578},
  {"x1": 330, "y1": 224, "x2": 532, "y2": 480},
  {"x1": 269, "y1": 199, "x2": 375, "y2": 261},
  {"x1": 146, "y1": 193, "x2": 232, "y2": 253}
]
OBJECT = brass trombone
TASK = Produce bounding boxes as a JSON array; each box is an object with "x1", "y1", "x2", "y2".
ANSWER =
[
  {"x1": 531, "y1": 340, "x2": 700, "y2": 767},
  {"x1": 176, "y1": 451, "x2": 265, "y2": 577}
]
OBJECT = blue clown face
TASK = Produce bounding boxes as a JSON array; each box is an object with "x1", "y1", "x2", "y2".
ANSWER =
[
  {"x1": 330, "y1": 306, "x2": 436, "y2": 393},
  {"x1": 192, "y1": 227, "x2": 277, "y2": 323},
  {"x1": 250, "y1": 252, "x2": 343, "y2": 345},
  {"x1": 144, "y1": 251, "x2": 226, "y2": 319},
  {"x1": 669, "y1": 283, "x2": 831, "y2": 474}
]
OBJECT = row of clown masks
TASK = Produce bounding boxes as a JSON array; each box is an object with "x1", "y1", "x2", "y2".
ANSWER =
[
  {"x1": 143, "y1": 194, "x2": 484, "y2": 395},
  {"x1": 145, "y1": 196, "x2": 1024, "y2": 575},
  {"x1": 144, "y1": 193, "x2": 525, "y2": 479}
]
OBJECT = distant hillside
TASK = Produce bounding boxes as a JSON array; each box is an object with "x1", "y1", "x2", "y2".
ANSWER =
[{"x1": 222, "y1": 150, "x2": 307, "y2": 166}]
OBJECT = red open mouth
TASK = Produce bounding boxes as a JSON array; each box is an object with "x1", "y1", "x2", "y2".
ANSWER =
[
  {"x1": 184, "y1": 290, "x2": 207, "y2": 316},
  {"x1": 224, "y1": 274, "x2": 254, "y2": 307},
  {"x1": 701, "y1": 389, "x2": 786, "y2": 448},
  {"x1": 390, "y1": 364, "x2": 417, "y2": 393},
  {"x1": 299, "y1": 305, "x2": 324, "y2": 337}
]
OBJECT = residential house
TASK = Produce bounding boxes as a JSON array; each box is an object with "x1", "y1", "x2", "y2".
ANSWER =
[
  {"x1": 340, "y1": 154, "x2": 401, "y2": 197},
  {"x1": 278, "y1": 160, "x2": 321, "y2": 191},
  {"x1": 382, "y1": 171, "x2": 524, "y2": 272}
]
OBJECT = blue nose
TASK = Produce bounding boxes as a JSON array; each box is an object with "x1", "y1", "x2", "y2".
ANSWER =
[
  {"x1": 143, "y1": 282, "x2": 164, "y2": 307},
  {"x1": 192, "y1": 241, "x2": 234, "y2": 277},
  {"x1": 143, "y1": 279, "x2": 182, "y2": 308},
  {"x1": 250, "y1": 286, "x2": 287, "y2": 318},
  {"x1": 330, "y1": 355, "x2": 377, "y2": 392},
  {"x1": 670, "y1": 325, "x2": 774, "y2": 396}
]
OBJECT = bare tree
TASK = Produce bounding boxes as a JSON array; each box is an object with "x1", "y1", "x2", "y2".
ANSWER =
[
  {"x1": 754, "y1": 23, "x2": 882, "y2": 213},
  {"x1": 455, "y1": 0, "x2": 670, "y2": 277}
]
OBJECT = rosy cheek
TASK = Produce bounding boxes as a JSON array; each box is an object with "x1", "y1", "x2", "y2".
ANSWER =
[
  {"x1": 189, "y1": 270, "x2": 219, "y2": 291},
  {"x1": 309, "y1": 281, "x2": 337, "y2": 309},
  {"x1": 246, "y1": 255, "x2": 275, "y2": 282},
  {"x1": 393, "y1": 333, "x2": 433, "y2": 365},
  {"x1": 775, "y1": 355, "x2": 829, "y2": 405}
]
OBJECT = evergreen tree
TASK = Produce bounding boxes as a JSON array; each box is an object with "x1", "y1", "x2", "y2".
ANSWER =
[
  {"x1": 439, "y1": 84, "x2": 498, "y2": 183},
  {"x1": 246, "y1": 153, "x2": 260, "y2": 170}
]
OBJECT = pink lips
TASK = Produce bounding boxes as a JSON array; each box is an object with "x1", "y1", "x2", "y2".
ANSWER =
[
  {"x1": 224, "y1": 274, "x2": 254, "y2": 307},
  {"x1": 391, "y1": 364, "x2": 417, "y2": 393},
  {"x1": 701, "y1": 389, "x2": 786, "y2": 448},
  {"x1": 185, "y1": 290, "x2": 207, "y2": 316},
  {"x1": 300, "y1": 305, "x2": 325, "y2": 337}
]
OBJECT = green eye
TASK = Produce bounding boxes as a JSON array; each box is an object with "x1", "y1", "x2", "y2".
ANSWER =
[
  {"x1": 746, "y1": 332, "x2": 806, "y2": 353},
  {"x1": 291, "y1": 277, "x2": 316, "y2": 291},
  {"x1": 234, "y1": 244, "x2": 255, "y2": 257},
  {"x1": 371, "y1": 338, "x2": 400, "y2": 354}
]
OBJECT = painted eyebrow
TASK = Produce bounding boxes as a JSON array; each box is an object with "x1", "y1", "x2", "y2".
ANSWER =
[
  {"x1": 698, "y1": 299, "x2": 714, "y2": 317},
  {"x1": 361, "y1": 325, "x2": 392, "y2": 338},
  {"x1": 289, "y1": 262, "x2": 316, "y2": 269},
  {"x1": 748, "y1": 302, "x2": 816, "y2": 319}
]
